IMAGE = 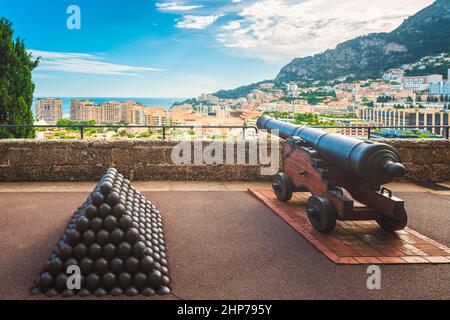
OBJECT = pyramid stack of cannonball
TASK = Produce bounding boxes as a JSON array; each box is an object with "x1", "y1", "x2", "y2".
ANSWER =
[{"x1": 31, "y1": 168, "x2": 170, "y2": 297}]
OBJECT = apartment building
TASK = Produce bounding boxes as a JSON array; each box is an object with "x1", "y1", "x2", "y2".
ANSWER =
[
  {"x1": 34, "y1": 98, "x2": 63, "y2": 124},
  {"x1": 70, "y1": 100, "x2": 94, "y2": 122},
  {"x1": 402, "y1": 74, "x2": 443, "y2": 92}
]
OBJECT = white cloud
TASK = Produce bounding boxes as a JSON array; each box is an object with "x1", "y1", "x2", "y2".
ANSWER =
[
  {"x1": 176, "y1": 15, "x2": 222, "y2": 29},
  {"x1": 222, "y1": 20, "x2": 241, "y2": 31},
  {"x1": 29, "y1": 50, "x2": 164, "y2": 76},
  {"x1": 156, "y1": 2, "x2": 203, "y2": 12},
  {"x1": 218, "y1": 0, "x2": 434, "y2": 61},
  {"x1": 232, "y1": 0, "x2": 242, "y2": 3}
]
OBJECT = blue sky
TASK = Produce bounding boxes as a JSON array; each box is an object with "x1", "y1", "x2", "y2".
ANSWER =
[{"x1": 0, "y1": 0, "x2": 433, "y2": 98}]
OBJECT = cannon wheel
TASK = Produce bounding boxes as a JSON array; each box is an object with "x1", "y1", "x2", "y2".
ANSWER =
[
  {"x1": 272, "y1": 173, "x2": 294, "y2": 202},
  {"x1": 376, "y1": 209, "x2": 408, "y2": 233},
  {"x1": 306, "y1": 195, "x2": 337, "y2": 233}
]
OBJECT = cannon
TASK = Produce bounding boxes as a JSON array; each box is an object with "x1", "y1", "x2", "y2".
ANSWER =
[{"x1": 257, "y1": 115, "x2": 408, "y2": 233}]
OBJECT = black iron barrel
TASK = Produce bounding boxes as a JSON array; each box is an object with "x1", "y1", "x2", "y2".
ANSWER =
[{"x1": 257, "y1": 115, "x2": 406, "y2": 185}]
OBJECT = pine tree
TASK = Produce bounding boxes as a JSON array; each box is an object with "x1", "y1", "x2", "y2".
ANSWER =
[{"x1": 0, "y1": 18, "x2": 39, "y2": 138}]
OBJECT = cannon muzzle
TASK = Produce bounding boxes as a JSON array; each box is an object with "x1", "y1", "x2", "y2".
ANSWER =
[{"x1": 257, "y1": 115, "x2": 405, "y2": 185}]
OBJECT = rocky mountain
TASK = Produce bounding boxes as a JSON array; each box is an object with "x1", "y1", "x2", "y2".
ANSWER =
[{"x1": 276, "y1": 0, "x2": 450, "y2": 82}]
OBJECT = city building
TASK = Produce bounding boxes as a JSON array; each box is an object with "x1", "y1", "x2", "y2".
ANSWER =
[
  {"x1": 360, "y1": 107, "x2": 449, "y2": 134},
  {"x1": 402, "y1": 74, "x2": 443, "y2": 92},
  {"x1": 383, "y1": 69, "x2": 404, "y2": 83},
  {"x1": 34, "y1": 98, "x2": 63, "y2": 124},
  {"x1": 70, "y1": 99, "x2": 94, "y2": 122},
  {"x1": 429, "y1": 69, "x2": 450, "y2": 96}
]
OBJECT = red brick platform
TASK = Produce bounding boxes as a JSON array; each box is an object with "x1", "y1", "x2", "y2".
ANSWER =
[{"x1": 249, "y1": 189, "x2": 450, "y2": 265}]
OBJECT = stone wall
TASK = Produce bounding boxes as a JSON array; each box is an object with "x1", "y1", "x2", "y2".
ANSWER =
[
  {"x1": 375, "y1": 139, "x2": 450, "y2": 182},
  {"x1": 0, "y1": 140, "x2": 274, "y2": 182},
  {"x1": 0, "y1": 139, "x2": 448, "y2": 182}
]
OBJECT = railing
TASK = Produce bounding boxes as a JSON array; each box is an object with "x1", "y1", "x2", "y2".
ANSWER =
[
  {"x1": 307, "y1": 125, "x2": 450, "y2": 140},
  {"x1": 0, "y1": 124, "x2": 259, "y2": 140},
  {"x1": 0, "y1": 124, "x2": 449, "y2": 140}
]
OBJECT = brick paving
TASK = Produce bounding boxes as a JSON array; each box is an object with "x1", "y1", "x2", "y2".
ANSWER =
[{"x1": 249, "y1": 189, "x2": 450, "y2": 265}]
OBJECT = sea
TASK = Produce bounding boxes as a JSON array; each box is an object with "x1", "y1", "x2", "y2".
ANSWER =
[{"x1": 32, "y1": 97, "x2": 186, "y2": 116}]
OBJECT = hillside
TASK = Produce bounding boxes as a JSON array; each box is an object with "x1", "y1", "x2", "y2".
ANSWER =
[{"x1": 276, "y1": 0, "x2": 450, "y2": 82}]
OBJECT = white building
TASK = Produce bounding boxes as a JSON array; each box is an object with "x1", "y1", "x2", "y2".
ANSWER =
[{"x1": 402, "y1": 74, "x2": 443, "y2": 92}]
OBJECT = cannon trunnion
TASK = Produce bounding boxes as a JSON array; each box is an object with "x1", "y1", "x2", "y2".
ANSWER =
[{"x1": 258, "y1": 116, "x2": 408, "y2": 234}]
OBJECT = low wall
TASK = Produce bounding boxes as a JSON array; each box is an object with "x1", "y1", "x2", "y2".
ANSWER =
[
  {"x1": 375, "y1": 139, "x2": 450, "y2": 182},
  {"x1": 0, "y1": 139, "x2": 448, "y2": 182},
  {"x1": 0, "y1": 140, "x2": 274, "y2": 182}
]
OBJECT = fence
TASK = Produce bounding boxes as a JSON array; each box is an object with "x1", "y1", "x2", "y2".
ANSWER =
[{"x1": 0, "y1": 124, "x2": 449, "y2": 140}]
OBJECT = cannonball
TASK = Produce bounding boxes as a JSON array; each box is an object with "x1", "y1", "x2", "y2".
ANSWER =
[
  {"x1": 110, "y1": 287, "x2": 123, "y2": 296},
  {"x1": 94, "y1": 288, "x2": 107, "y2": 297},
  {"x1": 94, "y1": 258, "x2": 109, "y2": 275},
  {"x1": 78, "y1": 288, "x2": 91, "y2": 297},
  {"x1": 110, "y1": 228, "x2": 124, "y2": 245},
  {"x1": 106, "y1": 192, "x2": 120, "y2": 207},
  {"x1": 112, "y1": 204, "x2": 125, "y2": 219},
  {"x1": 74, "y1": 244, "x2": 88, "y2": 260},
  {"x1": 30, "y1": 288, "x2": 41, "y2": 296},
  {"x1": 98, "y1": 204, "x2": 111, "y2": 219},
  {"x1": 96, "y1": 230, "x2": 109, "y2": 246},
  {"x1": 48, "y1": 257, "x2": 64, "y2": 276},
  {"x1": 140, "y1": 256, "x2": 155, "y2": 273},
  {"x1": 161, "y1": 266, "x2": 169, "y2": 275},
  {"x1": 80, "y1": 258, "x2": 94, "y2": 274},
  {"x1": 64, "y1": 258, "x2": 78, "y2": 269},
  {"x1": 86, "y1": 273, "x2": 100, "y2": 290},
  {"x1": 160, "y1": 258, "x2": 168, "y2": 267},
  {"x1": 117, "y1": 272, "x2": 132, "y2": 289},
  {"x1": 82, "y1": 230, "x2": 96, "y2": 246},
  {"x1": 141, "y1": 287, "x2": 156, "y2": 297},
  {"x1": 118, "y1": 216, "x2": 132, "y2": 231},
  {"x1": 117, "y1": 243, "x2": 131, "y2": 259},
  {"x1": 148, "y1": 270, "x2": 162, "y2": 290},
  {"x1": 110, "y1": 258, "x2": 124, "y2": 274},
  {"x1": 133, "y1": 273, "x2": 147, "y2": 290},
  {"x1": 125, "y1": 257, "x2": 139, "y2": 274},
  {"x1": 76, "y1": 217, "x2": 90, "y2": 232},
  {"x1": 103, "y1": 243, "x2": 116, "y2": 260},
  {"x1": 102, "y1": 272, "x2": 116, "y2": 290},
  {"x1": 90, "y1": 218, "x2": 103, "y2": 232},
  {"x1": 59, "y1": 244, "x2": 73, "y2": 261},
  {"x1": 39, "y1": 272, "x2": 54, "y2": 289},
  {"x1": 153, "y1": 262, "x2": 162, "y2": 272},
  {"x1": 104, "y1": 216, "x2": 117, "y2": 231},
  {"x1": 84, "y1": 203, "x2": 97, "y2": 218},
  {"x1": 162, "y1": 275, "x2": 170, "y2": 287},
  {"x1": 125, "y1": 287, "x2": 139, "y2": 296},
  {"x1": 66, "y1": 230, "x2": 81, "y2": 246},
  {"x1": 125, "y1": 228, "x2": 139, "y2": 244},
  {"x1": 54, "y1": 274, "x2": 68, "y2": 291},
  {"x1": 158, "y1": 286, "x2": 171, "y2": 295},
  {"x1": 61, "y1": 289, "x2": 75, "y2": 298},
  {"x1": 132, "y1": 241, "x2": 146, "y2": 258},
  {"x1": 99, "y1": 181, "x2": 113, "y2": 196},
  {"x1": 91, "y1": 192, "x2": 105, "y2": 207},
  {"x1": 45, "y1": 289, "x2": 58, "y2": 297},
  {"x1": 89, "y1": 244, "x2": 102, "y2": 259}
]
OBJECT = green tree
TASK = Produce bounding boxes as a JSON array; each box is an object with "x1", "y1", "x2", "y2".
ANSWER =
[{"x1": 0, "y1": 18, "x2": 39, "y2": 138}]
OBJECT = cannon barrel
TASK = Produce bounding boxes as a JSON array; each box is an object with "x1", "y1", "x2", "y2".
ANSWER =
[{"x1": 257, "y1": 115, "x2": 406, "y2": 185}]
